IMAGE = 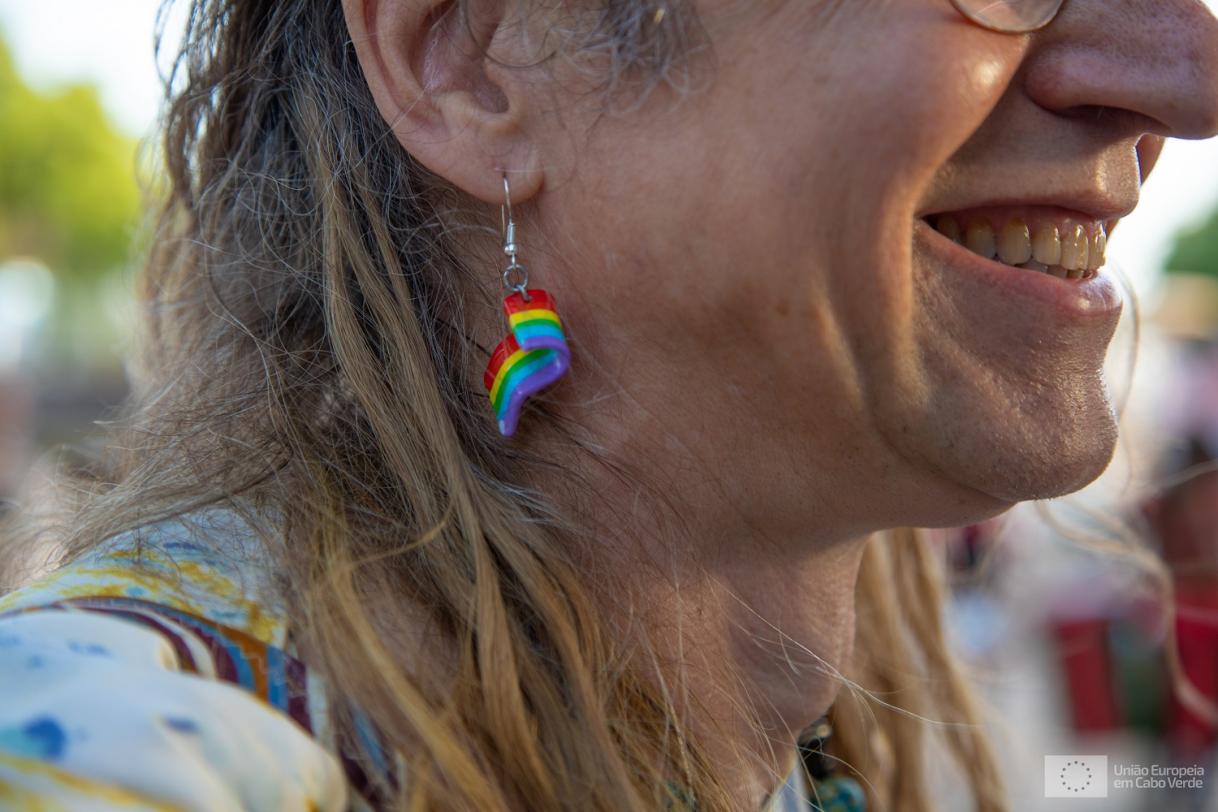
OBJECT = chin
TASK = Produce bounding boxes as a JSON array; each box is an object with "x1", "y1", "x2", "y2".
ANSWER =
[
  {"x1": 887, "y1": 384, "x2": 1121, "y2": 528},
  {"x1": 966, "y1": 407, "x2": 1120, "y2": 505}
]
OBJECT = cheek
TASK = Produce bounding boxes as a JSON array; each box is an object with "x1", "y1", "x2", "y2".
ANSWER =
[
  {"x1": 541, "y1": 8, "x2": 1027, "y2": 412},
  {"x1": 821, "y1": 31, "x2": 1026, "y2": 368}
]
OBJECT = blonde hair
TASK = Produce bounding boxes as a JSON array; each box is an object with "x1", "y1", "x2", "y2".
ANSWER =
[{"x1": 0, "y1": 1, "x2": 1006, "y2": 809}]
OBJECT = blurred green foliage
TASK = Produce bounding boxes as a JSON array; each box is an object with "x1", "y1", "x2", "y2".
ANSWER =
[
  {"x1": 0, "y1": 35, "x2": 143, "y2": 281},
  {"x1": 1166, "y1": 204, "x2": 1218, "y2": 280}
]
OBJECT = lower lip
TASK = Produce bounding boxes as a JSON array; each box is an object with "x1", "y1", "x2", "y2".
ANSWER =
[{"x1": 914, "y1": 218, "x2": 1124, "y2": 321}]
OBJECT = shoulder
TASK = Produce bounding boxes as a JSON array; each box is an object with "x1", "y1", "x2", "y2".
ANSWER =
[
  {"x1": 0, "y1": 506, "x2": 356, "y2": 811},
  {"x1": 0, "y1": 605, "x2": 348, "y2": 811},
  {"x1": 0, "y1": 505, "x2": 288, "y2": 647},
  {"x1": 0, "y1": 506, "x2": 407, "y2": 811}
]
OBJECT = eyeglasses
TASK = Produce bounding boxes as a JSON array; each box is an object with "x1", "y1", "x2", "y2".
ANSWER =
[{"x1": 950, "y1": 0, "x2": 1068, "y2": 33}]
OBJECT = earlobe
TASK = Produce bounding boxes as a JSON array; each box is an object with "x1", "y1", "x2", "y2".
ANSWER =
[{"x1": 341, "y1": 0, "x2": 543, "y2": 205}]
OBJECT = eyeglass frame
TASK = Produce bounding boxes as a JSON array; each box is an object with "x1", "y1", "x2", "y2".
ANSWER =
[{"x1": 949, "y1": 0, "x2": 1069, "y2": 34}]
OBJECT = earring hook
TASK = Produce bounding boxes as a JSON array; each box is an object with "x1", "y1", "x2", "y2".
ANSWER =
[
  {"x1": 500, "y1": 173, "x2": 513, "y2": 239},
  {"x1": 499, "y1": 172, "x2": 529, "y2": 299},
  {"x1": 501, "y1": 173, "x2": 518, "y2": 260}
]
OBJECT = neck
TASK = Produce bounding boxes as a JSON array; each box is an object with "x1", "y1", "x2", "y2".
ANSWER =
[
  {"x1": 533, "y1": 423, "x2": 870, "y2": 809},
  {"x1": 633, "y1": 533, "x2": 868, "y2": 809}
]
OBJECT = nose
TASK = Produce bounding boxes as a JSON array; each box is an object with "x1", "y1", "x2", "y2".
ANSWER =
[{"x1": 1022, "y1": 0, "x2": 1218, "y2": 140}]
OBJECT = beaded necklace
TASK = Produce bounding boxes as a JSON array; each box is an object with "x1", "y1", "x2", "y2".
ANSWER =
[
  {"x1": 799, "y1": 715, "x2": 866, "y2": 812},
  {"x1": 665, "y1": 714, "x2": 866, "y2": 810}
]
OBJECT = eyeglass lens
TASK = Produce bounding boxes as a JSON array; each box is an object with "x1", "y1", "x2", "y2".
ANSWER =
[{"x1": 950, "y1": 0, "x2": 1067, "y2": 33}]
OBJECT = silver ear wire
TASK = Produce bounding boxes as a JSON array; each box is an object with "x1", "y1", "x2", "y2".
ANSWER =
[
  {"x1": 501, "y1": 174, "x2": 516, "y2": 256},
  {"x1": 500, "y1": 173, "x2": 530, "y2": 300}
]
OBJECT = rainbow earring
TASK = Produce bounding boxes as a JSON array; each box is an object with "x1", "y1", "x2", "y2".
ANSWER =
[{"x1": 483, "y1": 174, "x2": 571, "y2": 437}]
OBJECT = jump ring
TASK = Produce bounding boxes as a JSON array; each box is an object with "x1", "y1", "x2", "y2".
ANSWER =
[{"x1": 502, "y1": 262, "x2": 529, "y2": 294}]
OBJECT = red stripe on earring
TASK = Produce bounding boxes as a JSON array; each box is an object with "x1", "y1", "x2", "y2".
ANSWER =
[
  {"x1": 483, "y1": 333, "x2": 520, "y2": 391},
  {"x1": 503, "y1": 289, "x2": 555, "y2": 314}
]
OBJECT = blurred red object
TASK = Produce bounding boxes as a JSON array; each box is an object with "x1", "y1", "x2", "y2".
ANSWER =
[
  {"x1": 1166, "y1": 585, "x2": 1218, "y2": 758},
  {"x1": 1049, "y1": 615, "x2": 1122, "y2": 732},
  {"x1": 1142, "y1": 452, "x2": 1218, "y2": 759}
]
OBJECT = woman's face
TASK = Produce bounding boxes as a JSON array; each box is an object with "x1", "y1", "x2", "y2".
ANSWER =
[
  {"x1": 514, "y1": 0, "x2": 1218, "y2": 531},
  {"x1": 347, "y1": 0, "x2": 1218, "y2": 536}
]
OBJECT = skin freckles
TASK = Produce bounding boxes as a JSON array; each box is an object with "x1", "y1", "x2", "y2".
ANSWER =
[{"x1": 343, "y1": 0, "x2": 1218, "y2": 806}]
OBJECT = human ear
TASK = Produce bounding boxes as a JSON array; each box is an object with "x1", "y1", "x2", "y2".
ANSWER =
[{"x1": 341, "y1": 0, "x2": 544, "y2": 204}]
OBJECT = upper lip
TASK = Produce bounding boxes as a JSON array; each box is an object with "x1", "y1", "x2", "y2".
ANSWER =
[{"x1": 918, "y1": 193, "x2": 1138, "y2": 229}]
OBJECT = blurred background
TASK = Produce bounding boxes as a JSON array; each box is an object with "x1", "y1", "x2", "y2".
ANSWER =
[{"x1": 2, "y1": 2, "x2": 1218, "y2": 810}]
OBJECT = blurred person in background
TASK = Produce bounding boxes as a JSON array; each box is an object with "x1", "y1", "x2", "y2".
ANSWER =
[
  {"x1": 2, "y1": 1, "x2": 1218, "y2": 810},
  {"x1": 1143, "y1": 290, "x2": 1218, "y2": 773}
]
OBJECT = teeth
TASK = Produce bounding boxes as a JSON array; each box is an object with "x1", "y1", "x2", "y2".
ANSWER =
[
  {"x1": 997, "y1": 219, "x2": 1032, "y2": 265},
  {"x1": 1060, "y1": 223, "x2": 1089, "y2": 273},
  {"x1": 964, "y1": 221, "x2": 997, "y2": 259},
  {"x1": 1032, "y1": 225, "x2": 1062, "y2": 265},
  {"x1": 935, "y1": 215, "x2": 963, "y2": 243},
  {"x1": 1087, "y1": 230, "x2": 1106, "y2": 271},
  {"x1": 930, "y1": 213, "x2": 1107, "y2": 280}
]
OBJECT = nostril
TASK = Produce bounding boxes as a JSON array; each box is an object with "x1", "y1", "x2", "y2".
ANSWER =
[
  {"x1": 1061, "y1": 105, "x2": 1165, "y2": 135},
  {"x1": 1021, "y1": 1, "x2": 1218, "y2": 141}
]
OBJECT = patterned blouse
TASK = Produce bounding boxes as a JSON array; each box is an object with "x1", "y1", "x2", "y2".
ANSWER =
[{"x1": 0, "y1": 507, "x2": 814, "y2": 811}]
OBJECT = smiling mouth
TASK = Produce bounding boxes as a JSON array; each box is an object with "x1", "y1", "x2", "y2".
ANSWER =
[{"x1": 918, "y1": 205, "x2": 1107, "y2": 281}]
